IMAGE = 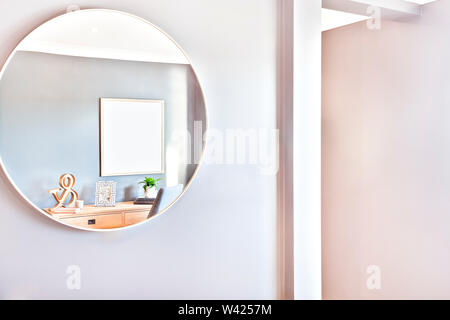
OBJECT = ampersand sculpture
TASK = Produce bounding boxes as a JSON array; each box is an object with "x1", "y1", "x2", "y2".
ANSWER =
[{"x1": 48, "y1": 173, "x2": 79, "y2": 211}]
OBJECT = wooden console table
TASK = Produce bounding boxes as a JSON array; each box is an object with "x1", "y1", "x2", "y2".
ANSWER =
[{"x1": 44, "y1": 201, "x2": 152, "y2": 229}]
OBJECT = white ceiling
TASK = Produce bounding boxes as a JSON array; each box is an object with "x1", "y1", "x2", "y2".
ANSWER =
[
  {"x1": 322, "y1": 8, "x2": 368, "y2": 31},
  {"x1": 17, "y1": 10, "x2": 189, "y2": 64},
  {"x1": 322, "y1": 0, "x2": 438, "y2": 31},
  {"x1": 16, "y1": 3, "x2": 440, "y2": 50}
]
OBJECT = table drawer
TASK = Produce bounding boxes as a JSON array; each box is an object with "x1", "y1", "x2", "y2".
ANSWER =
[
  {"x1": 125, "y1": 211, "x2": 149, "y2": 226},
  {"x1": 62, "y1": 213, "x2": 124, "y2": 229}
]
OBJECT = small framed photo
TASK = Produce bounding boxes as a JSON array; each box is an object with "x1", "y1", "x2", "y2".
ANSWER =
[{"x1": 95, "y1": 181, "x2": 117, "y2": 207}]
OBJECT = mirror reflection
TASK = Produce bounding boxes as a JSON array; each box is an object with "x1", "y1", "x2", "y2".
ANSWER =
[{"x1": 0, "y1": 10, "x2": 207, "y2": 230}]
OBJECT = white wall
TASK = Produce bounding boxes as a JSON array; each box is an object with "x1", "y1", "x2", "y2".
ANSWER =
[
  {"x1": 0, "y1": 0, "x2": 278, "y2": 299},
  {"x1": 322, "y1": 0, "x2": 450, "y2": 299}
]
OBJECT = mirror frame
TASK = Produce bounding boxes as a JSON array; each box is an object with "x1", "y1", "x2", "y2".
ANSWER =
[{"x1": 0, "y1": 8, "x2": 208, "y2": 232}]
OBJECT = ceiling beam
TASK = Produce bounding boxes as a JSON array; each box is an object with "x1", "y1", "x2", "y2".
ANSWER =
[
  {"x1": 351, "y1": 0, "x2": 421, "y2": 15},
  {"x1": 323, "y1": 0, "x2": 422, "y2": 20}
]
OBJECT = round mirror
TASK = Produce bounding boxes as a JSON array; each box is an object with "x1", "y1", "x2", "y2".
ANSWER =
[{"x1": 0, "y1": 9, "x2": 207, "y2": 231}]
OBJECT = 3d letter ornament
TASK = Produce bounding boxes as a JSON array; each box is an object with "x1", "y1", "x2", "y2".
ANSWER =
[{"x1": 48, "y1": 173, "x2": 79, "y2": 211}]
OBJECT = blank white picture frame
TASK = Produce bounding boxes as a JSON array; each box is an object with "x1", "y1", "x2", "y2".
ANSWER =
[{"x1": 100, "y1": 98, "x2": 164, "y2": 176}]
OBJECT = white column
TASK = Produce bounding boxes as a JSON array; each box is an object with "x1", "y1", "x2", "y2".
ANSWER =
[{"x1": 293, "y1": 0, "x2": 322, "y2": 300}]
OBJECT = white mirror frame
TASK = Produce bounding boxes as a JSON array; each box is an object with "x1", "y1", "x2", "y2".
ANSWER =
[{"x1": 0, "y1": 9, "x2": 208, "y2": 232}]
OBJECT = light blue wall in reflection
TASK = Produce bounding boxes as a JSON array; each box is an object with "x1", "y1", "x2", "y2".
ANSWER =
[{"x1": 0, "y1": 51, "x2": 204, "y2": 209}]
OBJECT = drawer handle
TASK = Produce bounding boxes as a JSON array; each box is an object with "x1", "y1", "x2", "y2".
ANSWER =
[{"x1": 88, "y1": 219, "x2": 96, "y2": 225}]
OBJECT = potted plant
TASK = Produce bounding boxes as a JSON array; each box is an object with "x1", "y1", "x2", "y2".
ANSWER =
[{"x1": 139, "y1": 177, "x2": 161, "y2": 199}]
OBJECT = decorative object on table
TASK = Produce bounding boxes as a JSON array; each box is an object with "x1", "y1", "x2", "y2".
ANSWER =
[
  {"x1": 148, "y1": 188, "x2": 164, "y2": 218},
  {"x1": 75, "y1": 200, "x2": 84, "y2": 209},
  {"x1": 139, "y1": 176, "x2": 161, "y2": 199},
  {"x1": 148, "y1": 184, "x2": 183, "y2": 218},
  {"x1": 48, "y1": 173, "x2": 79, "y2": 212},
  {"x1": 133, "y1": 197, "x2": 155, "y2": 205},
  {"x1": 95, "y1": 181, "x2": 117, "y2": 207},
  {"x1": 100, "y1": 98, "x2": 165, "y2": 177}
]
